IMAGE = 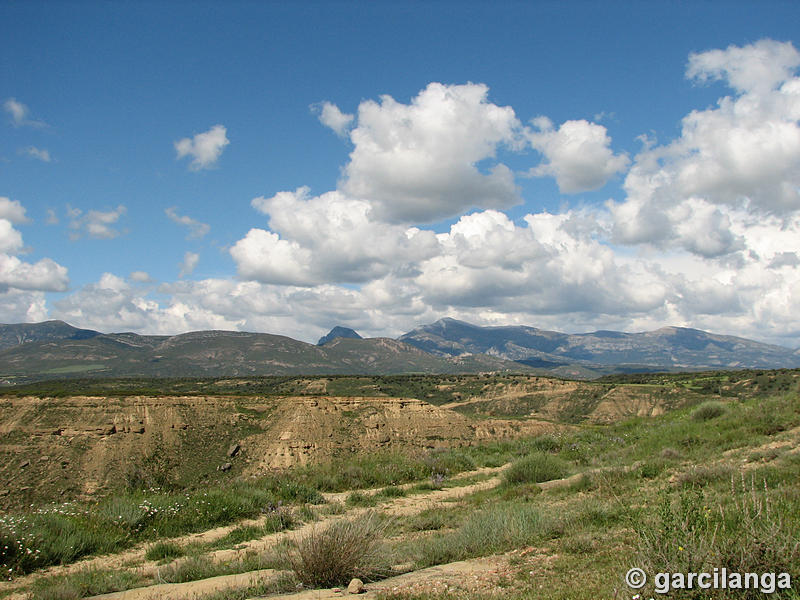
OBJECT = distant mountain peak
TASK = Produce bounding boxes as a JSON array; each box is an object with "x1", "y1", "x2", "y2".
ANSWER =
[{"x1": 317, "y1": 326, "x2": 362, "y2": 346}]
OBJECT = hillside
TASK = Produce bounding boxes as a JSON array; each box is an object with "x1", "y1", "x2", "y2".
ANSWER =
[
  {"x1": 0, "y1": 369, "x2": 797, "y2": 600},
  {"x1": 1, "y1": 318, "x2": 799, "y2": 383},
  {"x1": 399, "y1": 317, "x2": 800, "y2": 371},
  {"x1": 0, "y1": 329, "x2": 531, "y2": 382},
  {"x1": 0, "y1": 320, "x2": 101, "y2": 350}
]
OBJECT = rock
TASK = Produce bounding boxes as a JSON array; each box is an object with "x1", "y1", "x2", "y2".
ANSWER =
[
  {"x1": 347, "y1": 578, "x2": 365, "y2": 594},
  {"x1": 227, "y1": 443, "x2": 241, "y2": 458},
  {"x1": 219, "y1": 462, "x2": 232, "y2": 472},
  {"x1": 0, "y1": 489, "x2": 9, "y2": 496},
  {"x1": 19, "y1": 460, "x2": 30, "y2": 469}
]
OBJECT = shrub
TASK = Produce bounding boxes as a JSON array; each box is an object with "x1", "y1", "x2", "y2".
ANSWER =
[
  {"x1": 283, "y1": 512, "x2": 393, "y2": 587},
  {"x1": 503, "y1": 452, "x2": 569, "y2": 486},
  {"x1": 692, "y1": 401, "x2": 727, "y2": 421},
  {"x1": 531, "y1": 434, "x2": 562, "y2": 453}
]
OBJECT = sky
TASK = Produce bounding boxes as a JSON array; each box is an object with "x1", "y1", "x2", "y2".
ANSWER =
[{"x1": 2, "y1": 1, "x2": 800, "y2": 348}]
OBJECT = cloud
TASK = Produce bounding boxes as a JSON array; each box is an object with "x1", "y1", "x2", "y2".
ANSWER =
[
  {"x1": 0, "y1": 219, "x2": 23, "y2": 254},
  {"x1": 313, "y1": 101, "x2": 354, "y2": 137},
  {"x1": 46, "y1": 202, "x2": 800, "y2": 347},
  {"x1": 0, "y1": 199, "x2": 70, "y2": 300},
  {"x1": 175, "y1": 124, "x2": 229, "y2": 171},
  {"x1": 526, "y1": 117, "x2": 629, "y2": 193},
  {"x1": 68, "y1": 205, "x2": 127, "y2": 240},
  {"x1": 0, "y1": 255, "x2": 69, "y2": 292},
  {"x1": 687, "y1": 39, "x2": 800, "y2": 94},
  {"x1": 231, "y1": 187, "x2": 440, "y2": 285},
  {"x1": 129, "y1": 270, "x2": 153, "y2": 283},
  {"x1": 3, "y1": 98, "x2": 46, "y2": 128},
  {"x1": 0, "y1": 289, "x2": 49, "y2": 323},
  {"x1": 609, "y1": 39, "x2": 800, "y2": 256},
  {"x1": 341, "y1": 82, "x2": 522, "y2": 223},
  {"x1": 22, "y1": 146, "x2": 52, "y2": 162},
  {"x1": 165, "y1": 207, "x2": 210, "y2": 239},
  {"x1": 21, "y1": 44, "x2": 800, "y2": 349},
  {"x1": 0, "y1": 198, "x2": 30, "y2": 224},
  {"x1": 53, "y1": 273, "x2": 246, "y2": 335},
  {"x1": 45, "y1": 209, "x2": 59, "y2": 225},
  {"x1": 179, "y1": 252, "x2": 199, "y2": 278}
]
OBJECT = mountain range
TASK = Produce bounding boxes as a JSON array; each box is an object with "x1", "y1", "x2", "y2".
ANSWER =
[{"x1": 0, "y1": 318, "x2": 798, "y2": 383}]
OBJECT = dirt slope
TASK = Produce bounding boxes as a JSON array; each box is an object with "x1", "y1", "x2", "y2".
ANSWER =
[{"x1": 0, "y1": 395, "x2": 556, "y2": 508}]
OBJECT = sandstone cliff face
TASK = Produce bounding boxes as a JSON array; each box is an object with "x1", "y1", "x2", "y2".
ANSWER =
[{"x1": 0, "y1": 395, "x2": 555, "y2": 508}]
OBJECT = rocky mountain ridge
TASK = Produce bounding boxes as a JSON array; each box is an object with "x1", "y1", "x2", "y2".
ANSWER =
[
  {"x1": 398, "y1": 318, "x2": 800, "y2": 371},
  {"x1": 0, "y1": 319, "x2": 798, "y2": 382}
]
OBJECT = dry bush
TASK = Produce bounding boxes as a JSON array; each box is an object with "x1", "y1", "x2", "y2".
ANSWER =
[{"x1": 282, "y1": 512, "x2": 393, "y2": 588}]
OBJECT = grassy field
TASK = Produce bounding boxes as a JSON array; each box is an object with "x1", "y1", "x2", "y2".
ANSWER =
[{"x1": 1, "y1": 371, "x2": 799, "y2": 599}]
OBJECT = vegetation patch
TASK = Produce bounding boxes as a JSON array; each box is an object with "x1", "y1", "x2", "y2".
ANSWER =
[
  {"x1": 282, "y1": 512, "x2": 394, "y2": 587},
  {"x1": 503, "y1": 452, "x2": 570, "y2": 486},
  {"x1": 144, "y1": 540, "x2": 184, "y2": 562},
  {"x1": 692, "y1": 400, "x2": 728, "y2": 421}
]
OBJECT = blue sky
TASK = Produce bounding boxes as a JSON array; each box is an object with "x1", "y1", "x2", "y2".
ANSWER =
[{"x1": 2, "y1": 1, "x2": 800, "y2": 347}]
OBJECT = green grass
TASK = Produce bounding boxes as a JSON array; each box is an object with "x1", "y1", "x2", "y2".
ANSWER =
[
  {"x1": 43, "y1": 364, "x2": 107, "y2": 375},
  {"x1": 414, "y1": 504, "x2": 559, "y2": 567},
  {"x1": 27, "y1": 568, "x2": 144, "y2": 600},
  {"x1": 383, "y1": 389, "x2": 800, "y2": 598},
  {"x1": 144, "y1": 541, "x2": 184, "y2": 562},
  {"x1": 0, "y1": 479, "x2": 315, "y2": 576}
]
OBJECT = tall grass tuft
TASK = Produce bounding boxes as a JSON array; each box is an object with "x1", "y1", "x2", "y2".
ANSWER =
[
  {"x1": 503, "y1": 452, "x2": 569, "y2": 486},
  {"x1": 282, "y1": 512, "x2": 393, "y2": 587}
]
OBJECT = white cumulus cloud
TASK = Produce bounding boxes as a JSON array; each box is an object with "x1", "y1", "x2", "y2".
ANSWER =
[
  {"x1": 526, "y1": 117, "x2": 630, "y2": 193},
  {"x1": 0, "y1": 202, "x2": 69, "y2": 298},
  {"x1": 0, "y1": 198, "x2": 29, "y2": 224},
  {"x1": 175, "y1": 124, "x2": 230, "y2": 171},
  {"x1": 610, "y1": 39, "x2": 800, "y2": 256},
  {"x1": 231, "y1": 187, "x2": 439, "y2": 286},
  {"x1": 341, "y1": 82, "x2": 522, "y2": 223},
  {"x1": 313, "y1": 101, "x2": 354, "y2": 137}
]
